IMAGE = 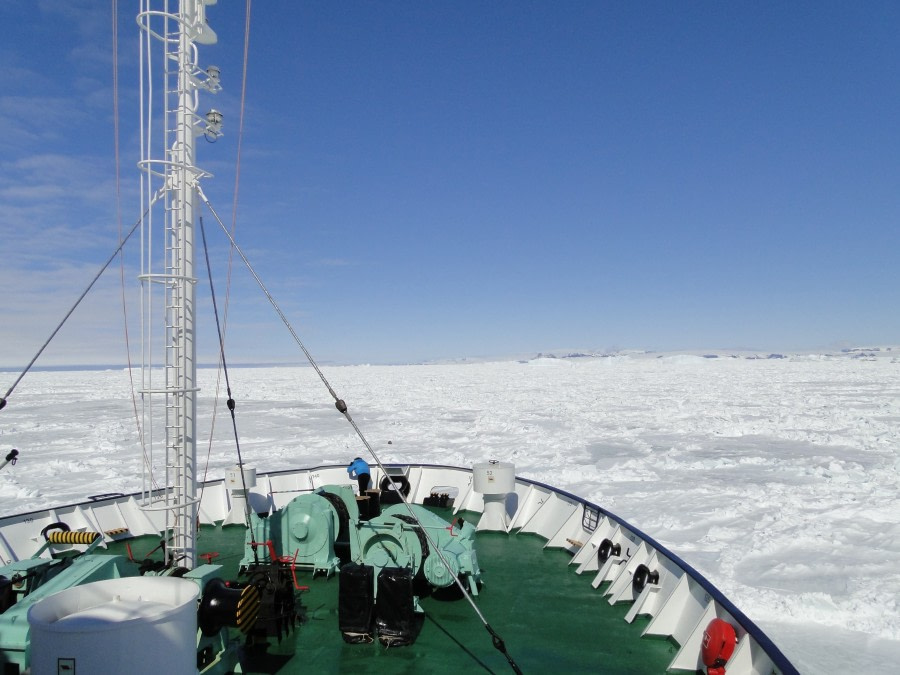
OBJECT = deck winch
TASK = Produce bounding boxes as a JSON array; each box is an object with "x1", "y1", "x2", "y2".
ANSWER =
[
  {"x1": 242, "y1": 485, "x2": 480, "y2": 589},
  {"x1": 243, "y1": 487, "x2": 347, "y2": 575},
  {"x1": 241, "y1": 484, "x2": 481, "y2": 645}
]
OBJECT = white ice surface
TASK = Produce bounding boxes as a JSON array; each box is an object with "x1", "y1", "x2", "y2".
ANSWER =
[{"x1": 2, "y1": 353, "x2": 899, "y2": 673}]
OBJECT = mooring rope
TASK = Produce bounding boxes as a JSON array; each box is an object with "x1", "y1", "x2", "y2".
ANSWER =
[{"x1": 196, "y1": 187, "x2": 522, "y2": 672}]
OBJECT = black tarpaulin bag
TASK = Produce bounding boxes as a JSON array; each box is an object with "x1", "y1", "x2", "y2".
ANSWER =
[
  {"x1": 338, "y1": 563, "x2": 374, "y2": 643},
  {"x1": 375, "y1": 567, "x2": 423, "y2": 646}
]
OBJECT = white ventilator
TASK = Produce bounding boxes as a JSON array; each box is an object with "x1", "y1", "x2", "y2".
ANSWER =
[
  {"x1": 222, "y1": 465, "x2": 258, "y2": 525},
  {"x1": 472, "y1": 461, "x2": 516, "y2": 532}
]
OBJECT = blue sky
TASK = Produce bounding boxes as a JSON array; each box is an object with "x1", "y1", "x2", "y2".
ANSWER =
[{"x1": 1, "y1": 0, "x2": 899, "y2": 367}]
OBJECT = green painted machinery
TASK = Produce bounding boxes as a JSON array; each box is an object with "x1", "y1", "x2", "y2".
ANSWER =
[
  {"x1": 241, "y1": 485, "x2": 482, "y2": 596},
  {"x1": 0, "y1": 526, "x2": 271, "y2": 674}
]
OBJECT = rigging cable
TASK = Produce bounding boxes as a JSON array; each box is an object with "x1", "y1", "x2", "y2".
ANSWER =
[
  {"x1": 198, "y1": 216, "x2": 252, "y2": 529},
  {"x1": 196, "y1": 188, "x2": 522, "y2": 673},
  {"x1": 111, "y1": 0, "x2": 148, "y2": 487},
  {"x1": 4, "y1": 8, "x2": 161, "y2": 489},
  {"x1": 205, "y1": 0, "x2": 253, "y2": 489},
  {"x1": 0, "y1": 211, "x2": 148, "y2": 411}
]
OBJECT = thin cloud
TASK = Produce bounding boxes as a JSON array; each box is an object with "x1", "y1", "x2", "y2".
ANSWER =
[{"x1": 0, "y1": 96, "x2": 92, "y2": 150}]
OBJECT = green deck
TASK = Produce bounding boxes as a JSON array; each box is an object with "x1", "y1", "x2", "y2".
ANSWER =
[{"x1": 107, "y1": 509, "x2": 678, "y2": 674}]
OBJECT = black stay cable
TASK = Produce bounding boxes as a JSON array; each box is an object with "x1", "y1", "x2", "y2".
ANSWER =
[
  {"x1": 199, "y1": 216, "x2": 253, "y2": 530},
  {"x1": 487, "y1": 624, "x2": 523, "y2": 674}
]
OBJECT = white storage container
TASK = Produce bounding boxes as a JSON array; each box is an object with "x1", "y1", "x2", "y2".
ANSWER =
[{"x1": 28, "y1": 577, "x2": 199, "y2": 675}]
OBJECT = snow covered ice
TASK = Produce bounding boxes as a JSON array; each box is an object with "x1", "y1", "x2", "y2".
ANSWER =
[{"x1": 2, "y1": 352, "x2": 899, "y2": 673}]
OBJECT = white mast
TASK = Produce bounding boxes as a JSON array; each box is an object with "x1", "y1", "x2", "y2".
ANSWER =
[{"x1": 137, "y1": 0, "x2": 222, "y2": 569}]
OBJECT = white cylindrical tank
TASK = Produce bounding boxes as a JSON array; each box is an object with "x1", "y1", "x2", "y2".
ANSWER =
[
  {"x1": 28, "y1": 577, "x2": 199, "y2": 675},
  {"x1": 472, "y1": 460, "x2": 515, "y2": 494}
]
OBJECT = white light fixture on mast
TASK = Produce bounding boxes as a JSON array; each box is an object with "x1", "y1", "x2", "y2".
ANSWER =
[{"x1": 204, "y1": 109, "x2": 223, "y2": 141}]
